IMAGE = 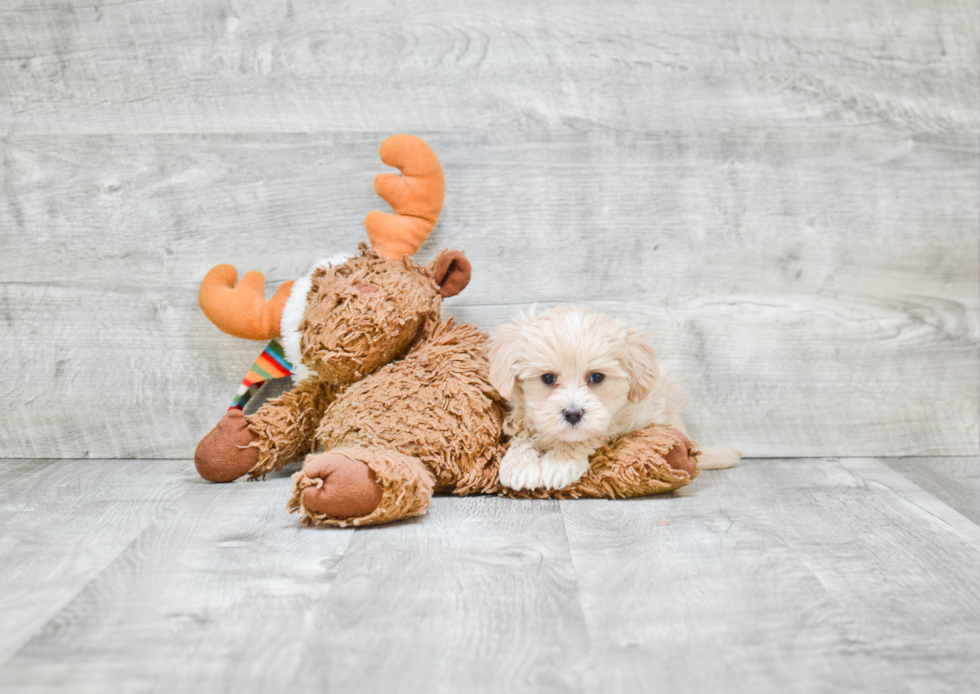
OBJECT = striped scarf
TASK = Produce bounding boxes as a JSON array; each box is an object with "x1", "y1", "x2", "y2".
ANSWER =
[{"x1": 229, "y1": 338, "x2": 295, "y2": 411}]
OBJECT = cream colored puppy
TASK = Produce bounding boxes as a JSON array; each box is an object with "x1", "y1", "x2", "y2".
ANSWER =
[{"x1": 489, "y1": 306, "x2": 740, "y2": 491}]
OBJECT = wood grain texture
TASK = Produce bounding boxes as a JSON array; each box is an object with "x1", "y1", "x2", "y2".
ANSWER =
[
  {"x1": 0, "y1": 458, "x2": 190, "y2": 666},
  {"x1": 1, "y1": 131, "x2": 975, "y2": 458},
  {"x1": 884, "y1": 456, "x2": 980, "y2": 525},
  {"x1": 0, "y1": 0, "x2": 977, "y2": 458},
  {"x1": 0, "y1": 466, "x2": 355, "y2": 691},
  {"x1": 0, "y1": 471, "x2": 589, "y2": 693},
  {"x1": 2, "y1": 456, "x2": 980, "y2": 692},
  {"x1": 286, "y1": 496, "x2": 590, "y2": 693},
  {"x1": 0, "y1": 0, "x2": 976, "y2": 134},
  {"x1": 561, "y1": 458, "x2": 980, "y2": 693}
]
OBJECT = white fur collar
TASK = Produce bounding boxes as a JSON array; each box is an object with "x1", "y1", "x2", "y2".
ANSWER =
[{"x1": 279, "y1": 253, "x2": 351, "y2": 382}]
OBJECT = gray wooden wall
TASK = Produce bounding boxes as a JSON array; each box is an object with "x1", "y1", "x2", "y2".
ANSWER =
[{"x1": 1, "y1": 0, "x2": 977, "y2": 459}]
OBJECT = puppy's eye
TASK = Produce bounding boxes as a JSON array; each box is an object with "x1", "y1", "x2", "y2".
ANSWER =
[
  {"x1": 589, "y1": 372, "x2": 605, "y2": 385},
  {"x1": 541, "y1": 373, "x2": 556, "y2": 386}
]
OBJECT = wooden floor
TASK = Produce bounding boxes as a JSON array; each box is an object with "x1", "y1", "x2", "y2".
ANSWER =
[{"x1": 1, "y1": 457, "x2": 978, "y2": 693}]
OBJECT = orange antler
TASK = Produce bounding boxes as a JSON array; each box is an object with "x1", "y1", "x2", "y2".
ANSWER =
[
  {"x1": 365, "y1": 134, "x2": 445, "y2": 260},
  {"x1": 199, "y1": 264, "x2": 294, "y2": 340}
]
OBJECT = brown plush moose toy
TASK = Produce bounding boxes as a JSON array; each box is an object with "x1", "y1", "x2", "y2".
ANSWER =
[{"x1": 194, "y1": 134, "x2": 700, "y2": 527}]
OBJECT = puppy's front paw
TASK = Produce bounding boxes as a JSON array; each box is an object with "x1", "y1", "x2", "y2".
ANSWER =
[
  {"x1": 539, "y1": 450, "x2": 590, "y2": 490},
  {"x1": 499, "y1": 442, "x2": 544, "y2": 491}
]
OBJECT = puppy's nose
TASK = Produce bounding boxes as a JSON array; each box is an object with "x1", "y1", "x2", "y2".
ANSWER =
[{"x1": 562, "y1": 408, "x2": 584, "y2": 425}]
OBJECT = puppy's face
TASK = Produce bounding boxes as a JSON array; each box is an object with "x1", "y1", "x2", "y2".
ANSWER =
[
  {"x1": 519, "y1": 345, "x2": 630, "y2": 443},
  {"x1": 490, "y1": 307, "x2": 660, "y2": 444}
]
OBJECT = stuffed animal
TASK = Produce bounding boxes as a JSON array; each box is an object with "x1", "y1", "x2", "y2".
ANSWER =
[{"x1": 193, "y1": 134, "x2": 701, "y2": 527}]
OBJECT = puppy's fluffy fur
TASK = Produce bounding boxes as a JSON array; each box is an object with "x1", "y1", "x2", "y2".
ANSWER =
[{"x1": 489, "y1": 306, "x2": 740, "y2": 491}]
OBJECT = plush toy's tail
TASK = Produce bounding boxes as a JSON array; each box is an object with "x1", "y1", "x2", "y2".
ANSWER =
[{"x1": 697, "y1": 446, "x2": 742, "y2": 469}]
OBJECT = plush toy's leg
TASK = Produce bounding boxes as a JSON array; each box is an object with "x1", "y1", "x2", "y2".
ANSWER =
[
  {"x1": 573, "y1": 425, "x2": 699, "y2": 498},
  {"x1": 288, "y1": 447, "x2": 435, "y2": 527},
  {"x1": 504, "y1": 425, "x2": 700, "y2": 500},
  {"x1": 194, "y1": 409, "x2": 259, "y2": 482},
  {"x1": 662, "y1": 429, "x2": 699, "y2": 476},
  {"x1": 293, "y1": 453, "x2": 383, "y2": 519},
  {"x1": 194, "y1": 376, "x2": 335, "y2": 483}
]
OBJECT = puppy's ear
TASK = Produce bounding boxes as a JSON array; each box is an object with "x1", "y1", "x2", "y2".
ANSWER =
[
  {"x1": 623, "y1": 328, "x2": 660, "y2": 402},
  {"x1": 489, "y1": 323, "x2": 523, "y2": 400}
]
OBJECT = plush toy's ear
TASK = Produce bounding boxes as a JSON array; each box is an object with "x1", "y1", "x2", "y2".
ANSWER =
[
  {"x1": 623, "y1": 328, "x2": 661, "y2": 403},
  {"x1": 433, "y1": 250, "x2": 471, "y2": 298},
  {"x1": 488, "y1": 322, "x2": 523, "y2": 400}
]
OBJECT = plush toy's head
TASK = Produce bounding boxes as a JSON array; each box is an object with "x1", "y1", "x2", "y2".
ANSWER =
[
  {"x1": 298, "y1": 246, "x2": 468, "y2": 385},
  {"x1": 198, "y1": 134, "x2": 471, "y2": 387}
]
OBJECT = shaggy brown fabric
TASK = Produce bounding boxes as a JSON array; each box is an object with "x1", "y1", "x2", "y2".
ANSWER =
[
  {"x1": 299, "y1": 246, "x2": 442, "y2": 386},
  {"x1": 287, "y1": 425, "x2": 697, "y2": 525},
  {"x1": 312, "y1": 318, "x2": 505, "y2": 494},
  {"x1": 194, "y1": 409, "x2": 259, "y2": 482},
  {"x1": 246, "y1": 376, "x2": 338, "y2": 479},
  {"x1": 298, "y1": 453, "x2": 384, "y2": 519},
  {"x1": 289, "y1": 447, "x2": 435, "y2": 527},
  {"x1": 499, "y1": 426, "x2": 698, "y2": 500}
]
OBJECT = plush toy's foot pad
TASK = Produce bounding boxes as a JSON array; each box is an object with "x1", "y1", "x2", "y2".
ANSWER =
[
  {"x1": 194, "y1": 409, "x2": 259, "y2": 482},
  {"x1": 299, "y1": 453, "x2": 384, "y2": 519},
  {"x1": 289, "y1": 448, "x2": 435, "y2": 527},
  {"x1": 663, "y1": 429, "x2": 699, "y2": 476}
]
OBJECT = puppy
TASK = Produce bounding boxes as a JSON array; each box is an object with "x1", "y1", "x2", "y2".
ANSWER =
[{"x1": 489, "y1": 306, "x2": 740, "y2": 491}]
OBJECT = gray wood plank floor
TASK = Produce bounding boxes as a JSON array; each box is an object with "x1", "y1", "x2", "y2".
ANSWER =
[{"x1": 1, "y1": 457, "x2": 978, "y2": 693}]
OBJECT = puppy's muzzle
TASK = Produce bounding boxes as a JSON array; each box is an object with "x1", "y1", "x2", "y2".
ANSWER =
[{"x1": 562, "y1": 408, "x2": 584, "y2": 425}]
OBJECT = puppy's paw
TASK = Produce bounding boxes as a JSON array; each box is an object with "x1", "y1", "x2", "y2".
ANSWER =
[
  {"x1": 499, "y1": 442, "x2": 544, "y2": 491},
  {"x1": 538, "y1": 450, "x2": 590, "y2": 490}
]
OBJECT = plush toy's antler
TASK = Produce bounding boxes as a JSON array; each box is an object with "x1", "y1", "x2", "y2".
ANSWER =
[
  {"x1": 199, "y1": 264, "x2": 293, "y2": 340},
  {"x1": 365, "y1": 134, "x2": 445, "y2": 260},
  {"x1": 199, "y1": 135, "x2": 442, "y2": 338}
]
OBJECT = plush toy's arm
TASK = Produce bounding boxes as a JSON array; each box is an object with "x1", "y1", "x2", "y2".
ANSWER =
[
  {"x1": 501, "y1": 426, "x2": 699, "y2": 500},
  {"x1": 245, "y1": 376, "x2": 339, "y2": 479}
]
